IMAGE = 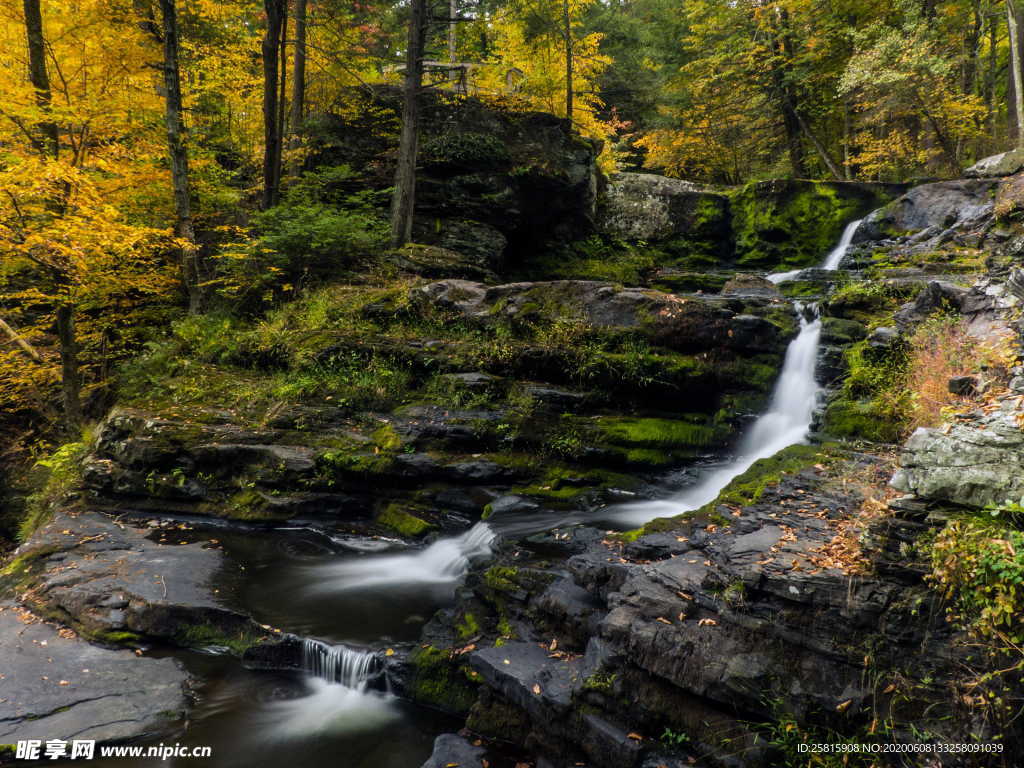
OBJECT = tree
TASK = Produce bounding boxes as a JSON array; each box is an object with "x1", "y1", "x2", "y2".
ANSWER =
[
  {"x1": 1008, "y1": 0, "x2": 1024, "y2": 148},
  {"x1": 289, "y1": 0, "x2": 308, "y2": 137},
  {"x1": 263, "y1": 0, "x2": 288, "y2": 208},
  {"x1": 389, "y1": 0, "x2": 428, "y2": 247},
  {"x1": 158, "y1": 0, "x2": 204, "y2": 313}
]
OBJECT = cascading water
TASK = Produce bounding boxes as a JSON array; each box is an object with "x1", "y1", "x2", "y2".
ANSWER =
[
  {"x1": 766, "y1": 218, "x2": 862, "y2": 284},
  {"x1": 611, "y1": 218, "x2": 861, "y2": 527},
  {"x1": 301, "y1": 639, "x2": 380, "y2": 688},
  {"x1": 311, "y1": 521, "x2": 496, "y2": 592},
  {"x1": 257, "y1": 640, "x2": 396, "y2": 740}
]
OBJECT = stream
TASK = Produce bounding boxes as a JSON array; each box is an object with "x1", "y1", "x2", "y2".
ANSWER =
[{"x1": 82, "y1": 221, "x2": 861, "y2": 767}]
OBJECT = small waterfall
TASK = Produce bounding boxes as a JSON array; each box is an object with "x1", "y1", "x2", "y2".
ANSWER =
[
  {"x1": 767, "y1": 218, "x2": 862, "y2": 284},
  {"x1": 310, "y1": 522, "x2": 496, "y2": 592},
  {"x1": 612, "y1": 217, "x2": 861, "y2": 526},
  {"x1": 301, "y1": 639, "x2": 380, "y2": 689}
]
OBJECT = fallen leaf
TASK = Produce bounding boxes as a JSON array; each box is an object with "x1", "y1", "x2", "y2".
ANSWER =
[
  {"x1": 698, "y1": 618, "x2": 717, "y2": 627},
  {"x1": 627, "y1": 732, "x2": 643, "y2": 741},
  {"x1": 655, "y1": 616, "x2": 672, "y2": 625},
  {"x1": 532, "y1": 683, "x2": 542, "y2": 695},
  {"x1": 385, "y1": 648, "x2": 395, "y2": 657},
  {"x1": 836, "y1": 699, "x2": 852, "y2": 713}
]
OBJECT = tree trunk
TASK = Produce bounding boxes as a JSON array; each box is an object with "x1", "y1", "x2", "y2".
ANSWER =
[
  {"x1": 986, "y1": 5, "x2": 998, "y2": 138},
  {"x1": 289, "y1": 0, "x2": 307, "y2": 138},
  {"x1": 55, "y1": 304, "x2": 82, "y2": 433},
  {"x1": 0, "y1": 316, "x2": 42, "y2": 362},
  {"x1": 448, "y1": 0, "x2": 457, "y2": 82},
  {"x1": 22, "y1": 0, "x2": 58, "y2": 159},
  {"x1": 262, "y1": 0, "x2": 286, "y2": 208},
  {"x1": 158, "y1": 0, "x2": 203, "y2": 314},
  {"x1": 562, "y1": 0, "x2": 573, "y2": 121},
  {"x1": 1009, "y1": 0, "x2": 1024, "y2": 148},
  {"x1": 794, "y1": 111, "x2": 844, "y2": 180},
  {"x1": 771, "y1": 10, "x2": 806, "y2": 178},
  {"x1": 276, "y1": 9, "x2": 288, "y2": 190},
  {"x1": 389, "y1": 0, "x2": 427, "y2": 247}
]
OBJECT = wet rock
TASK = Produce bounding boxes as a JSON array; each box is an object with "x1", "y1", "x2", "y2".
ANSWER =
[
  {"x1": 13, "y1": 508, "x2": 262, "y2": 647},
  {"x1": 419, "y1": 733, "x2": 487, "y2": 768},
  {"x1": 440, "y1": 372, "x2": 500, "y2": 391},
  {"x1": 522, "y1": 383, "x2": 588, "y2": 407},
  {"x1": 720, "y1": 273, "x2": 780, "y2": 297},
  {"x1": 0, "y1": 602, "x2": 188, "y2": 743}
]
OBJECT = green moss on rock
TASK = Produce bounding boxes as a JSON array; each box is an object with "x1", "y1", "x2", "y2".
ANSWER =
[
  {"x1": 377, "y1": 503, "x2": 436, "y2": 537},
  {"x1": 408, "y1": 645, "x2": 479, "y2": 715}
]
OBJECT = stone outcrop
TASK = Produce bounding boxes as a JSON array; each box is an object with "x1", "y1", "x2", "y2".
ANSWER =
[
  {"x1": 0, "y1": 603, "x2": 189, "y2": 743},
  {"x1": 854, "y1": 179, "x2": 998, "y2": 245},
  {"x1": 597, "y1": 173, "x2": 731, "y2": 263},
  {"x1": 964, "y1": 148, "x2": 1024, "y2": 178},
  {"x1": 892, "y1": 393, "x2": 1024, "y2": 508}
]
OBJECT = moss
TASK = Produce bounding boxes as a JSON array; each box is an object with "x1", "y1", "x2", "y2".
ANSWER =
[
  {"x1": 91, "y1": 629, "x2": 144, "y2": 646},
  {"x1": 822, "y1": 399, "x2": 904, "y2": 443},
  {"x1": 649, "y1": 271, "x2": 730, "y2": 294},
  {"x1": 730, "y1": 181, "x2": 891, "y2": 269},
  {"x1": 599, "y1": 416, "x2": 728, "y2": 449},
  {"x1": 409, "y1": 645, "x2": 479, "y2": 715},
  {"x1": 371, "y1": 423, "x2": 402, "y2": 451},
  {"x1": 582, "y1": 671, "x2": 617, "y2": 692},
  {"x1": 0, "y1": 545, "x2": 59, "y2": 596},
  {"x1": 483, "y1": 565, "x2": 522, "y2": 593},
  {"x1": 820, "y1": 317, "x2": 868, "y2": 345},
  {"x1": 511, "y1": 465, "x2": 636, "y2": 504},
  {"x1": 377, "y1": 503, "x2": 436, "y2": 537},
  {"x1": 20, "y1": 440, "x2": 88, "y2": 542},
  {"x1": 639, "y1": 443, "x2": 829, "y2": 534},
  {"x1": 172, "y1": 622, "x2": 266, "y2": 655},
  {"x1": 456, "y1": 611, "x2": 481, "y2": 639}
]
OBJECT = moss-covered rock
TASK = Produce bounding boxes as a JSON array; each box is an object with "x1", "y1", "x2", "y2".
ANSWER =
[
  {"x1": 377, "y1": 503, "x2": 436, "y2": 537},
  {"x1": 731, "y1": 180, "x2": 899, "y2": 269},
  {"x1": 408, "y1": 644, "x2": 480, "y2": 715}
]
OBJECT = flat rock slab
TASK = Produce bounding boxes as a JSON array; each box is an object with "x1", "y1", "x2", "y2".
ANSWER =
[
  {"x1": 15, "y1": 508, "x2": 253, "y2": 643},
  {"x1": 419, "y1": 733, "x2": 486, "y2": 768},
  {"x1": 0, "y1": 602, "x2": 188, "y2": 742}
]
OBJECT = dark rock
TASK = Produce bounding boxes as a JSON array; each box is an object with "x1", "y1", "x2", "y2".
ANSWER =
[
  {"x1": 440, "y1": 372, "x2": 501, "y2": 391},
  {"x1": 419, "y1": 733, "x2": 486, "y2": 768},
  {"x1": 522, "y1": 383, "x2": 588, "y2": 407},
  {"x1": 893, "y1": 281, "x2": 968, "y2": 329},
  {"x1": 415, "y1": 279, "x2": 789, "y2": 354},
  {"x1": 855, "y1": 180, "x2": 997, "y2": 243},
  {"x1": 947, "y1": 375, "x2": 978, "y2": 396},
  {"x1": 392, "y1": 242, "x2": 500, "y2": 282},
  {"x1": 0, "y1": 602, "x2": 189, "y2": 743},
  {"x1": 14, "y1": 508, "x2": 263, "y2": 647}
]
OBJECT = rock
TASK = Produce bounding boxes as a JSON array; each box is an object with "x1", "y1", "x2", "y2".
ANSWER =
[
  {"x1": 414, "y1": 279, "x2": 789, "y2": 354},
  {"x1": 947, "y1": 375, "x2": 978, "y2": 396},
  {"x1": 731, "y1": 179, "x2": 903, "y2": 269},
  {"x1": 867, "y1": 326, "x2": 899, "y2": 349},
  {"x1": 419, "y1": 733, "x2": 487, "y2": 768},
  {"x1": 440, "y1": 372, "x2": 501, "y2": 391},
  {"x1": 855, "y1": 179, "x2": 997, "y2": 243},
  {"x1": 0, "y1": 602, "x2": 189, "y2": 743},
  {"x1": 995, "y1": 171, "x2": 1024, "y2": 221},
  {"x1": 13, "y1": 507, "x2": 262, "y2": 647},
  {"x1": 964, "y1": 148, "x2": 1024, "y2": 178},
  {"x1": 891, "y1": 404, "x2": 1024, "y2": 508},
  {"x1": 597, "y1": 173, "x2": 730, "y2": 264},
  {"x1": 522, "y1": 383, "x2": 588, "y2": 407},
  {"x1": 306, "y1": 86, "x2": 600, "y2": 264},
  {"x1": 893, "y1": 280, "x2": 968, "y2": 329},
  {"x1": 720, "y1": 273, "x2": 780, "y2": 297},
  {"x1": 392, "y1": 243, "x2": 500, "y2": 282},
  {"x1": 820, "y1": 317, "x2": 867, "y2": 345}
]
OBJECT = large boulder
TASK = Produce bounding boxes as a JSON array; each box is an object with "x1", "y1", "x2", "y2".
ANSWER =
[
  {"x1": 304, "y1": 87, "x2": 600, "y2": 269},
  {"x1": 854, "y1": 179, "x2": 998, "y2": 243},
  {"x1": 597, "y1": 173, "x2": 731, "y2": 266},
  {"x1": 964, "y1": 148, "x2": 1024, "y2": 178},
  {"x1": 891, "y1": 400, "x2": 1024, "y2": 509}
]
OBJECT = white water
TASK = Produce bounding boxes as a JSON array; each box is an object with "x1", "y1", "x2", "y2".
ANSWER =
[
  {"x1": 257, "y1": 640, "x2": 396, "y2": 740},
  {"x1": 310, "y1": 522, "x2": 495, "y2": 592},
  {"x1": 610, "y1": 217, "x2": 865, "y2": 527},
  {"x1": 767, "y1": 218, "x2": 862, "y2": 284}
]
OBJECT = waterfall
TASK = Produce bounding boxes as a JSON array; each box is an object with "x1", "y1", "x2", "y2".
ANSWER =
[
  {"x1": 301, "y1": 639, "x2": 380, "y2": 689},
  {"x1": 611, "y1": 218, "x2": 861, "y2": 527},
  {"x1": 311, "y1": 522, "x2": 495, "y2": 592},
  {"x1": 767, "y1": 218, "x2": 862, "y2": 284}
]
